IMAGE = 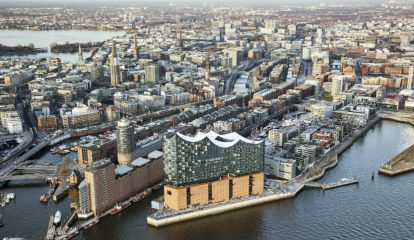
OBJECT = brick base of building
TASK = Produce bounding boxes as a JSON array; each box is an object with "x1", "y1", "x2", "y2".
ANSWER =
[{"x1": 164, "y1": 172, "x2": 264, "y2": 210}]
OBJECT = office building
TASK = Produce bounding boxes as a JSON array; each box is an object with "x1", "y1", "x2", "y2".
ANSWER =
[
  {"x1": 111, "y1": 40, "x2": 121, "y2": 86},
  {"x1": 265, "y1": 157, "x2": 296, "y2": 180},
  {"x1": 331, "y1": 76, "x2": 345, "y2": 97},
  {"x1": 145, "y1": 64, "x2": 160, "y2": 86},
  {"x1": 62, "y1": 103, "x2": 101, "y2": 128},
  {"x1": 37, "y1": 115, "x2": 58, "y2": 131},
  {"x1": 79, "y1": 155, "x2": 163, "y2": 216},
  {"x1": 116, "y1": 119, "x2": 136, "y2": 165}
]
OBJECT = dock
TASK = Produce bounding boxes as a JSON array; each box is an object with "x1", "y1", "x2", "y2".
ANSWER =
[
  {"x1": 54, "y1": 183, "x2": 161, "y2": 239},
  {"x1": 379, "y1": 143, "x2": 414, "y2": 176},
  {"x1": 321, "y1": 178, "x2": 358, "y2": 190},
  {"x1": 305, "y1": 178, "x2": 358, "y2": 190},
  {"x1": 53, "y1": 184, "x2": 69, "y2": 202},
  {"x1": 45, "y1": 215, "x2": 56, "y2": 240}
]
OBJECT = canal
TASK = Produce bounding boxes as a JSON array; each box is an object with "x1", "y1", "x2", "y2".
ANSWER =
[{"x1": 1, "y1": 120, "x2": 414, "y2": 239}]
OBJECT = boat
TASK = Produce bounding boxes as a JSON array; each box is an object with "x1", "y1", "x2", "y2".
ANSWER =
[
  {"x1": 39, "y1": 193, "x2": 48, "y2": 203},
  {"x1": 152, "y1": 183, "x2": 163, "y2": 190},
  {"x1": 51, "y1": 147, "x2": 60, "y2": 154},
  {"x1": 6, "y1": 193, "x2": 15, "y2": 200},
  {"x1": 53, "y1": 210, "x2": 62, "y2": 226},
  {"x1": 110, "y1": 202, "x2": 131, "y2": 215},
  {"x1": 58, "y1": 149, "x2": 71, "y2": 155},
  {"x1": 110, "y1": 204, "x2": 122, "y2": 215},
  {"x1": 84, "y1": 218, "x2": 99, "y2": 229},
  {"x1": 132, "y1": 188, "x2": 152, "y2": 203},
  {"x1": 65, "y1": 230, "x2": 80, "y2": 239}
]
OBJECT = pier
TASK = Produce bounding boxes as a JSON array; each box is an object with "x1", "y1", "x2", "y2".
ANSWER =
[
  {"x1": 45, "y1": 216, "x2": 56, "y2": 240},
  {"x1": 379, "y1": 143, "x2": 414, "y2": 176},
  {"x1": 305, "y1": 178, "x2": 358, "y2": 190}
]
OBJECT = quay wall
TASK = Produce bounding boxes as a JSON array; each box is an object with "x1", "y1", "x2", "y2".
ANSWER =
[
  {"x1": 379, "y1": 144, "x2": 414, "y2": 176},
  {"x1": 335, "y1": 116, "x2": 381, "y2": 156},
  {"x1": 147, "y1": 186, "x2": 303, "y2": 228},
  {"x1": 381, "y1": 116, "x2": 414, "y2": 127},
  {"x1": 6, "y1": 178, "x2": 48, "y2": 186}
]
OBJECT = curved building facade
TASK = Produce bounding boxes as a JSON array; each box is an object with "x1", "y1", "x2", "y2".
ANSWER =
[
  {"x1": 164, "y1": 131, "x2": 264, "y2": 186},
  {"x1": 116, "y1": 119, "x2": 136, "y2": 165}
]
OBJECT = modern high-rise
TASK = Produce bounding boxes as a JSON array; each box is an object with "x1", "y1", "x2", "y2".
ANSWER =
[
  {"x1": 331, "y1": 76, "x2": 345, "y2": 97},
  {"x1": 144, "y1": 64, "x2": 159, "y2": 85},
  {"x1": 110, "y1": 40, "x2": 121, "y2": 86},
  {"x1": 163, "y1": 131, "x2": 265, "y2": 210},
  {"x1": 116, "y1": 119, "x2": 135, "y2": 165}
]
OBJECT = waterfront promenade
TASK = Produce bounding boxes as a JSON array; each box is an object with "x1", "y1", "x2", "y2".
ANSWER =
[
  {"x1": 147, "y1": 182, "x2": 304, "y2": 228},
  {"x1": 147, "y1": 111, "x2": 414, "y2": 227}
]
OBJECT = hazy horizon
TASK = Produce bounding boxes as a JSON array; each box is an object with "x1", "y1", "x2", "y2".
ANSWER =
[{"x1": 1, "y1": 0, "x2": 411, "y2": 8}]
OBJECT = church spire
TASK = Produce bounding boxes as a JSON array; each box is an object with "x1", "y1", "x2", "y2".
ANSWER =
[
  {"x1": 78, "y1": 44, "x2": 84, "y2": 64},
  {"x1": 133, "y1": 32, "x2": 139, "y2": 62}
]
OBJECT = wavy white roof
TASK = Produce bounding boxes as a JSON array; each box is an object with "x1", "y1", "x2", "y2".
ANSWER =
[{"x1": 176, "y1": 131, "x2": 262, "y2": 148}]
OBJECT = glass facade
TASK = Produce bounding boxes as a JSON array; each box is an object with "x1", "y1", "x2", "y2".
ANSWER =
[
  {"x1": 116, "y1": 119, "x2": 135, "y2": 165},
  {"x1": 164, "y1": 132, "x2": 264, "y2": 186}
]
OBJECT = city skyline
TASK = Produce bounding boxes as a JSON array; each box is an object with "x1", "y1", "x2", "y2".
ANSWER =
[{"x1": 0, "y1": 1, "x2": 414, "y2": 239}]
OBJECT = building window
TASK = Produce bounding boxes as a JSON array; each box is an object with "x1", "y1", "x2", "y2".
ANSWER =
[
  {"x1": 186, "y1": 188, "x2": 191, "y2": 207},
  {"x1": 229, "y1": 179, "x2": 233, "y2": 199},
  {"x1": 167, "y1": 190, "x2": 172, "y2": 195},
  {"x1": 208, "y1": 183, "x2": 212, "y2": 201}
]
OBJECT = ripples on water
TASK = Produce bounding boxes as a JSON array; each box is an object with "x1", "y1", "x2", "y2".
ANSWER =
[{"x1": 1, "y1": 121, "x2": 414, "y2": 240}]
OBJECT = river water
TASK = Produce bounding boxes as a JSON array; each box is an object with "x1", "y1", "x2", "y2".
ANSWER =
[
  {"x1": 0, "y1": 30, "x2": 120, "y2": 63},
  {"x1": 1, "y1": 120, "x2": 413, "y2": 239}
]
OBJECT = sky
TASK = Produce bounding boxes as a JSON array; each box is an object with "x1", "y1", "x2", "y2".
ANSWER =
[
  {"x1": 1, "y1": 0, "x2": 413, "y2": 9},
  {"x1": 0, "y1": 0, "x2": 400, "y2": 6}
]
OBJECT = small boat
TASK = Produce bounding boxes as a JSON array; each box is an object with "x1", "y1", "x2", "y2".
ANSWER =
[
  {"x1": 39, "y1": 194, "x2": 48, "y2": 203},
  {"x1": 110, "y1": 204, "x2": 122, "y2": 215},
  {"x1": 110, "y1": 202, "x2": 131, "y2": 215},
  {"x1": 58, "y1": 149, "x2": 71, "y2": 155},
  {"x1": 53, "y1": 210, "x2": 62, "y2": 226},
  {"x1": 6, "y1": 193, "x2": 15, "y2": 200},
  {"x1": 132, "y1": 189, "x2": 152, "y2": 203},
  {"x1": 152, "y1": 183, "x2": 163, "y2": 190},
  {"x1": 84, "y1": 218, "x2": 99, "y2": 229}
]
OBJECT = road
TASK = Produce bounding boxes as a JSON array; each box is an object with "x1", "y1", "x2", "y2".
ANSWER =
[
  {"x1": 296, "y1": 61, "x2": 313, "y2": 86},
  {"x1": 0, "y1": 94, "x2": 38, "y2": 177}
]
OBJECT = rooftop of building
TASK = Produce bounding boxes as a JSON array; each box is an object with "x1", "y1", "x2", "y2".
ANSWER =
[
  {"x1": 115, "y1": 165, "x2": 134, "y2": 176},
  {"x1": 176, "y1": 130, "x2": 262, "y2": 148},
  {"x1": 89, "y1": 158, "x2": 112, "y2": 171}
]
